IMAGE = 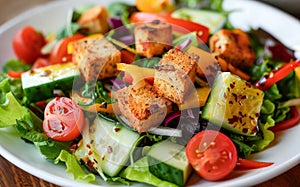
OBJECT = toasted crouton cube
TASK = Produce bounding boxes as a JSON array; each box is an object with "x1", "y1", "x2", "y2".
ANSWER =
[
  {"x1": 135, "y1": 20, "x2": 172, "y2": 58},
  {"x1": 209, "y1": 28, "x2": 256, "y2": 69},
  {"x1": 153, "y1": 49, "x2": 197, "y2": 105},
  {"x1": 77, "y1": 5, "x2": 109, "y2": 34},
  {"x1": 116, "y1": 82, "x2": 172, "y2": 133},
  {"x1": 72, "y1": 37, "x2": 121, "y2": 81}
]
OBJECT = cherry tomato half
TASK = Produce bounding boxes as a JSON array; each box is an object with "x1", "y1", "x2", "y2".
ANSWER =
[
  {"x1": 186, "y1": 130, "x2": 238, "y2": 181},
  {"x1": 49, "y1": 34, "x2": 85, "y2": 64},
  {"x1": 13, "y1": 26, "x2": 46, "y2": 64},
  {"x1": 43, "y1": 97, "x2": 85, "y2": 142}
]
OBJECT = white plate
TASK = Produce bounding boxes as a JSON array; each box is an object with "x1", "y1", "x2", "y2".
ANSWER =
[{"x1": 0, "y1": 0, "x2": 300, "y2": 186}]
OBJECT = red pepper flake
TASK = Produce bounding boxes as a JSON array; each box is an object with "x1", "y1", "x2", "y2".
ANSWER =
[
  {"x1": 69, "y1": 143, "x2": 78, "y2": 151},
  {"x1": 230, "y1": 82, "x2": 235, "y2": 89},
  {"x1": 88, "y1": 150, "x2": 93, "y2": 155},
  {"x1": 114, "y1": 127, "x2": 121, "y2": 132},
  {"x1": 87, "y1": 161, "x2": 95, "y2": 172},
  {"x1": 41, "y1": 69, "x2": 51, "y2": 77},
  {"x1": 228, "y1": 115, "x2": 239, "y2": 124},
  {"x1": 107, "y1": 146, "x2": 113, "y2": 154},
  {"x1": 86, "y1": 144, "x2": 91, "y2": 149},
  {"x1": 242, "y1": 128, "x2": 249, "y2": 134}
]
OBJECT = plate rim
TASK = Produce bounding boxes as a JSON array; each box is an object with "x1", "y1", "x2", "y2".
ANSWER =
[{"x1": 0, "y1": 0, "x2": 300, "y2": 186}]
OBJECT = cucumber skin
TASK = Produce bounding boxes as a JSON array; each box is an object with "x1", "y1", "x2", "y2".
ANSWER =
[
  {"x1": 202, "y1": 72, "x2": 264, "y2": 136},
  {"x1": 147, "y1": 155, "x2": 184, "y2": 187},
  {"x1": 23, "y1": 76, "x2": 77, "y2": 102}
]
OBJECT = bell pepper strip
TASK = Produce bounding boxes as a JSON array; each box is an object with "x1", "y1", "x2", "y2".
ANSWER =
[
  {"x1": 129, "y1": 12, "x2": 210, "y2": 43},
  {"x1": 254, "y1": 60, "x2": 300, "y2": 91},
  {"x1": 235, "y1": 158, "x2": 273, "y2": 170},
  {"x1": 116, "y1": 63, "x2": 155, "y2": 85},
  {"x1": 121, "y1": 49, "x2": 135, "y2": 64},
  {"x1": 81, "y1": 102, "x2": 121, "y2": 114},
  {"x1": 269, "y1": 106, "x2": 300, "y2": 132},
  {"x1": 7, "y1": 70, "x2": 23, "y2": 78},
  {"x1": 179, "y1": 87, "x2": 211, "y2": 110}
]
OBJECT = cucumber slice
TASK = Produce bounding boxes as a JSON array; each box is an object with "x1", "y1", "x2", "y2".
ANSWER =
[
  {"x1": 202, "y1": 72, "x2": 264, "y2": 136},
  {"x1": 79, "y1": 115, "x2": 140, "y2": 177},
  {"x1": 147, "y1": 140, "x2": 192, "y2": 186},
  {"x1": 21, "y1": 62, "x2": 80, "y2": 102},
  {"x1": 172, "y1": 8, "x2": 226, "y2": 33}
]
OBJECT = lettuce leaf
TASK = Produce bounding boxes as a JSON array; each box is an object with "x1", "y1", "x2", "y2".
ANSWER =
[
  {"x1": 15, "y1": 113, "x2": 73, "y2": 159},
  {"x1": 54, "y1": 150, "x2": 96, "y2": 183},
  {"x1": 120, "y1": 157, "x2": 178, "y2": 187},
  {"x1": 2, "y1": 59, "x2": 31, "y2": 74},
  {"x1": 253, "y1": 115, "x2": 275, "y2": 151},
  {"x1": 0, "y1": 92, "x2": 29, "y2": 127}
]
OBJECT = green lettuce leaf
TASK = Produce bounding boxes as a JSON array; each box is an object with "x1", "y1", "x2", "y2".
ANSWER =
[
  {"x1": 253, "y1": 115, "x2": 275, "y2": 151},
  {"x1": 2, "y1": 59, "x2": 31, "y2": 73},
  {"x1": 120, "y1": 157, "x2": 178, "y2": 187},
  {"x1": 15, "y1": 113, "x2": 73, "y2": 159},
  {"x1": 231, "y1": 138, "x2": 255, "y2": 158},
  {"x1": 54, "y1": 150, "x2": 96, "y2": 183},
  {"x1": 0, "y1": 92, "x2": 29, "y2": 127}
]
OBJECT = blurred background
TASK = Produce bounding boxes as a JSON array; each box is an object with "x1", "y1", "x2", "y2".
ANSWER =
[
  {"x1": 259, "y1": 0, "x2": 300, "y2": 15},
  {"x1": 0, "y1": 0, "x2": 299, "y2": 25}
]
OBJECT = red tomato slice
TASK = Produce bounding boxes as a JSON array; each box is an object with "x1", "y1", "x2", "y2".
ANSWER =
[
  {"x1": 43, "y1": 97, "x2": 85, "y2": 142},
  {"x1": 13, "y1": 26, "x2": 46, "y2": 64},
  {"x1": 186, "y1": 130, "x2": 238, "y2": 181},
  {"x1": 49, "y1": 34, "x2": 85, "y2": 64}
]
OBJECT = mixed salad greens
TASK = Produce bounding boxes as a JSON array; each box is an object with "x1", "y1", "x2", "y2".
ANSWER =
[{"x1": 1, "y1": 0, "x2": 300, "y2": 186}]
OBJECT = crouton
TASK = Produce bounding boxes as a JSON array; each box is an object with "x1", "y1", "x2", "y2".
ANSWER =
[
  {"x1": 153, "y1": 49, "x2": 197, "y2": 105},
  {"x1": 134, "y1": 20, "x2": 172, "y2": 58},
  {"x1": 77, "y1": 5, "x2": 109, "y2": 34},
  {"x1": 209, "y1": 28, "x2": 256, "y2": 70},
  {"x1": 116, "y1": 82, "x2": 172, "y2": 133},
  {"x1": 72, "y1": 37, "x2": 121, "y2": 81}
]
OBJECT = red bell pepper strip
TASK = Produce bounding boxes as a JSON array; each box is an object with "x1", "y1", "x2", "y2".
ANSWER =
[
  {"x1": 7, "y1": 70, "x2": 23, "y2": 78},
  {"x1": 120, "y1": 49, "x2": 135, "y2": 64},
  {"x1": 269, "y1": 106, "x2": 300, "y2": 132},
  {"x1": 254, "y1": 60, "x2": 300, "y2": 91},
  {"x1": 235, "y1": 158, "x2": 273, "y2": 170},
  {"x1": 129, "y1": 12, "x2": 210, "y2": 43}
]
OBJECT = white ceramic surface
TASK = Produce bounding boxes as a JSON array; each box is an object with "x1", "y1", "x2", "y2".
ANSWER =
[{"x1": 0, "y1": 0, "x2": 300, "y2": 187}]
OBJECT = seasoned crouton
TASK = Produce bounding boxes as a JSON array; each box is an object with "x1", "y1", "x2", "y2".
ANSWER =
[
  {"x1": 77, "y1": 5, "x2": 109, "y2": 34},
  {"x1": 116, "y1": 82, "x2": 172, "y2": 133},
  {"x1": 72, "y1": 37, "x2": 121, "y2": 81},
  {"x1": 209, "y1": 28, "x2": 256, "y2": 69},
  {"x1": 135, "y1": 20, "x2": 172, "y2": 58},
  {"x1": 153, "y1": 49, "x2": 197, "y2": 105}
]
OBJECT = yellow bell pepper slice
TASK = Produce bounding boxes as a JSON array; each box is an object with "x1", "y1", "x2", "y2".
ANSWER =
[
  {"x1": 81, "y1": 102, "x2": 121, "y2": 114},
  {"x1": 67, "y1": 34, "x2": 103, "y2": 54},
  {"x1": 179, "y1": 87, "x2": 211, "y2": 110}
]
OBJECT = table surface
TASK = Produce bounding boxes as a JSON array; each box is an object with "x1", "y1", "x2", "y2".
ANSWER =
[{"x1": 0, "y1": 0, "x2": 300, "y2": 187}]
